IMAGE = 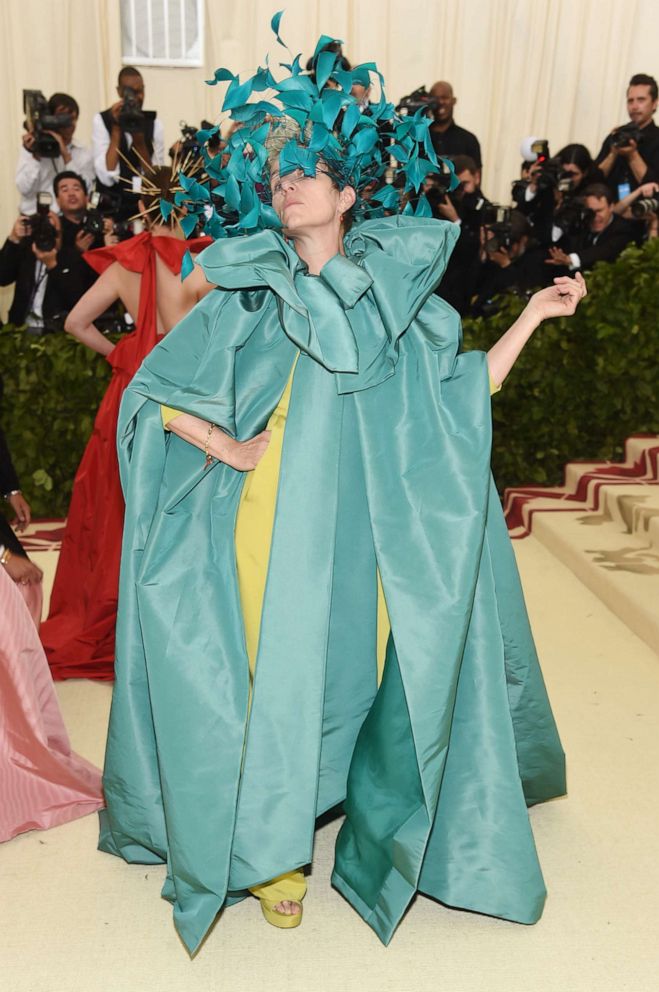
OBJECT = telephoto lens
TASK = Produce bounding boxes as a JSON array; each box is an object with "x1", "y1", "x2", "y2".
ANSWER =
[{"x1": 631, "y1": 196, "x2": 659, "y2": 218}]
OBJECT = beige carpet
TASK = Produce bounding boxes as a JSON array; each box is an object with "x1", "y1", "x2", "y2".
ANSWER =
[{"x1": 4, "y1": 537, "x2": 659, "y2": 992}]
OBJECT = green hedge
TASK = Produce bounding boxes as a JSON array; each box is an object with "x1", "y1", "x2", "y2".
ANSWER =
[
  {"x1": 1, "y1": 240, "x2": 658, "y2": 517},
  {"x1": 0, "y1": 331, "x2": 115, "y2": 517},
  {"x1": 462, "y1": 238, "x2": 659, "y2": 491}
]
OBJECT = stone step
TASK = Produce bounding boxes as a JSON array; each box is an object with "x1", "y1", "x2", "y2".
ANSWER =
[
  {"x1": 531, "y1": 500, "x2": 659, "y2": 655},
  {"x1": 504, "y1": 434, "x2": 659, "y2": 539}
]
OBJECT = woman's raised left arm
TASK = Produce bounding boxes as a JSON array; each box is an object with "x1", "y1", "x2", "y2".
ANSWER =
[{"x1": 486, "y1": 273, "x2": 587, "y2": 388}]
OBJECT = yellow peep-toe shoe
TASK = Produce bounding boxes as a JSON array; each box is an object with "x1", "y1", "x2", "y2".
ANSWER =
[{"x1": 260, "y1": 899, "x2": 303, "y2": 929}]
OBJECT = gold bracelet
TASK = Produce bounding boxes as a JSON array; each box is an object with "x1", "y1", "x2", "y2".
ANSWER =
[
  {"x1": 204, "y1": 423, "x2": 217, "y2": 469},
  {"x1": 0, "y1": 547, "x2": 13, "y2": 566}
]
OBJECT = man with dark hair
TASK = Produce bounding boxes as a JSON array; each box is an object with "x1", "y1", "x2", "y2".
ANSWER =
[
  {"x1": 16, "y1": 91, "x2": 94, "y2": 214},
  {"x1": 0, "y1": 172, "x2": 112, "y2": 331},
  {"x1": 432, "y1": 155, "x2": 485, "y2": 313},
  {"x1": 427, "y1": 81, "x2": 482, "y2": 170},
  {"x1": 92, "y1": 66, "x2": 165, "y2": 221},
  {"x1": 595, "y1": 73, "x2": 659, "y2": 201},
  {"x1": 545, "y1": 182, "x2": 636, "y2": 272}
]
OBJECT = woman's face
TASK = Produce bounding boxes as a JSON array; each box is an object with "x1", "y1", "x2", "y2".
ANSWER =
[
  {"x1": 562, "y1": 163, "x2": 586, "y2": 189},
  {"x1": 269, "y1": 161, "x2": 354, "y2": 236}
]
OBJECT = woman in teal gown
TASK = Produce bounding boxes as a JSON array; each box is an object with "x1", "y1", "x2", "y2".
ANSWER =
[{"x1": 98, "y1": 24, "x2": 587, "y2": 954}]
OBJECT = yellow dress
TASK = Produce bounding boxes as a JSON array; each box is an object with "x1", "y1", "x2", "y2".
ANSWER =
[{"x1": 161, "y1": 365, "x2": 500, "y2": 905}]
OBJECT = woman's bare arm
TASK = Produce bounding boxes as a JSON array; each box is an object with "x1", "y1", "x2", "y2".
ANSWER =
[
  {"x1": 486, "y1": 273, "x2": 587, "y2": 387},
  {"x1": 165, "y1": 411, "x2": 270, "y2": 472},
  {"x1": 64, "y1": 263, "x2": 123, "y2": 357}
]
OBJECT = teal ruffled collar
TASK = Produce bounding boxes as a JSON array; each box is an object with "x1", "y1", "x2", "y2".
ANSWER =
[{"x1": 197, "y1": 216, "x2": 459, "y2": 393}]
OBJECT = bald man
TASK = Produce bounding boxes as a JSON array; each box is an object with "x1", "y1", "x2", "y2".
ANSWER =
[{"x1": 428, "y1": 81, "x2": 482, "y2": 170}]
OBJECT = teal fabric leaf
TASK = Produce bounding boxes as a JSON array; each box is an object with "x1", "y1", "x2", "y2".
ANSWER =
[
  {"x1": 180, "y1": 249, "x2": 194, "y2": 279},
  {"x1": 313, "y1": 33, "x2": 342, "y2": 61},
  {"x1": 205, "y1": 67, "x2": 234, "y2": 87},
  {"x1": 240, "y1": 184, "x2": 261, "y2": 229},
  {"x1": 341, "y1": 103, "x2": 361, "y2": 140},
  {"x1": 224, "y1": 175, "x2": 241, "y2": 211},
  {"x1": 260, "y1": 203, "x2": 283, "y2": 229},
  {"x1": 414, "y1": 194, "x2": 432, "y2": 217},
  {"x1": 278, "y1": 89, "x2": 315, "y2": 112},
  {"x1": 271, "y1": 10, "x2": 286, "y2": 47},
  {"x1": 196, "y1": 124, "x2": 219, "y2": 145},
  {"x1": 316, "y1": 50, "x2": 337, "y2": 91},
  {"x1": 159, "y1": 200, "x2": 174, "y2": 222},
  {"x1": 180, "y1": 213, "x2": 199, "y2": 237},
  {"x1": 223, "y1": 75, "x2": 256, "y2": 111},
  {"x1": 333, "y1": 70, "x2": 353, "y2": 95},
  {"x1": 371, "y1": 185, "x2": 400, "y2": 208},
  {"x1": 320, "y1": 89, "x2": 345, "y2": 129},
  {"x1": 230, "y1": 100, "x2": 282, "y2": 122},
  {"x1": 309, "y1": 123, "x2": 331, "y2": 152}
]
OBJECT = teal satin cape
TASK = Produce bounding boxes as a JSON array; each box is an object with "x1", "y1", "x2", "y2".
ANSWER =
[{"x1": 99, "y1": 216, "x2": 566, "y2": 954}]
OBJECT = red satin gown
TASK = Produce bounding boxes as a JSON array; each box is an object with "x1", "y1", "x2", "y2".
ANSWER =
[{"x1": 41, "y1": 233, "x2": 210, "y2": 680}]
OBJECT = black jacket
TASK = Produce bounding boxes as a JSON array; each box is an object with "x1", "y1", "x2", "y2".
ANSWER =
[
  {"x1": 595, "y1": 120, "x2": 659, "y2": 200},
  {"x1": 565, "y1": 214, "x2": 637, "y2": 270},
  {"x1": 430, "y1": 121, "x2": 482, "y2": 170},
  {"x1": 0, "y1": 218, "x2": 101, "y2": 328},
  {"x1": 96, "y1": 108, "x2": 156, "y2": 221},
  {"x1": 471, "y1": 246, "x2": 554, "y2": 317}
]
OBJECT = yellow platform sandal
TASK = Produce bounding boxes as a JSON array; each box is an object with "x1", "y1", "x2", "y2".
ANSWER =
[
  {"x1": 260, "y1": 898, "x2": 303, "y2": 929},
  {"x1": 250, "y1": 869, "x2": 306, "y2": 929}
]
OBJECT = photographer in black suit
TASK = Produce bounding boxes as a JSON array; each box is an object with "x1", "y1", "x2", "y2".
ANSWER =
[
  {"x1": 92, "y1": 66, "x2": 165, "y2": 222},
  {"x1": 545, "y1": 183, "x2": 636, "y2": 272},
  {"x1": 0, "y1": 172, "x2": 111, "y2": 330},
  {"x1": 595, "y1": 74, "x2": 659, "y2": 201}
]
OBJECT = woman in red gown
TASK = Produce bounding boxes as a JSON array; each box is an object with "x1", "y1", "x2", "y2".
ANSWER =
[{"x1": 41, "y1": 167, "x2": 212, "y2": 680}]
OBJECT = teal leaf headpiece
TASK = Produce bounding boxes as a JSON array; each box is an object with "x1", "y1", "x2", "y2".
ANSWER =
[{"x1": 178, "y1": 11, "x2": 458, "y2": 238}]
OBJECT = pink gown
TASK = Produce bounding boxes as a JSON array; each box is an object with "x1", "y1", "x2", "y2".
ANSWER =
[{"x1": 0, "y1": 567, "x2": 104, "y2": 842}]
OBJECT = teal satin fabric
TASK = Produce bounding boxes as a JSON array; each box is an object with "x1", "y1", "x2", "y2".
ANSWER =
[{"x1": 100, "y1": 216, "x2": 565, "y2": 954}]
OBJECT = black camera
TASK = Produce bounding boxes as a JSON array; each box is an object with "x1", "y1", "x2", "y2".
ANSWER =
[
  {"x1": 631, "y1": 195, "x2": 659, "y2": 218},
  {"x1": 554, "y1": 197, "x2": 595, "y2": 236},
  {"x1": 395, "y1": 86, "x2": 438, "y2": 114},
  {"x1": 118, "y1": 86, "x2": 145, "y2": 134},
  {"x1": 89, "y1": 188, "x2": 135, "y2": 241},
  {"x1": 23, "y1": 192, "x2": 58, "y2": 252},
  {"x1": 173, "y1": 119, "x2": 221, "y2": 160},
  {"x1": 80, "y1": 192, "x2": 105, "y2": 239},
  {"x1": 23, "y1": 89, "x2": 73, "y2": 158},
  {"x1": 611, "y1": 123, "x2": 643, "y2": 148},
  {"x1": 482, "y1": 206, "x2": 514, "y2": 254}
]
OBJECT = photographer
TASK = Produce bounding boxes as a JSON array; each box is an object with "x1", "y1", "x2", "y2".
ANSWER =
[
  {"x1": 0, "y1": 172, "x2": 113, "y2": 331},
  {"x1": 428, "y1": 81, "x2": 482, "y2": 170},
  {"x1": 16, "y1": 92, "x2": 94, "y2": 215},
  {"x1": 613, "y1": 181, "x2": 659, "y2": 241},
  {"x1": 471, "y1": 210, "x2": 553, "y2": 317},
  {"x1": 595, "y1": 74, "x2": 659, "y2": 201},
  {"x1": 545, "y1": 183, "x2": 636, "y2": 272},
  {"x1": 431, "y1": 155, "x2": 488, "y2": 313},
  {"x1": 92, "y1": 66, "x2": 165, "y2": 222}
]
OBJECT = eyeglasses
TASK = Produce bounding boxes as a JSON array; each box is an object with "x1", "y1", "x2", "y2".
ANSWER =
[{"x1": 270, "y1": 168, "x2": 317, "y2": 198}]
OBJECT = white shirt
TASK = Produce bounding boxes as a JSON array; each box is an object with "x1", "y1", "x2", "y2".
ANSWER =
[
  {"x1": 91, "y1": 112, "x2": 165, "y2": 187},
  {"x1": 26, "y1": 260, "x2": 49, "y2": 328},
  {"x1": 15, "y1": 142, "x2": 95, "y2": 215}
]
